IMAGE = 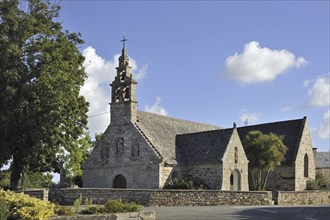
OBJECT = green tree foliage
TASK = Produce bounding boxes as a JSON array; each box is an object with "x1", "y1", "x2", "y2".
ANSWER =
[
  {"x1": 0, "y1": 170, "x2": 11, "y2": 189},
  {"x1": 58, "y1": 132, "x2": 92, "y2": 187},
  {"x1": 1, "y1": 169, "x2": 54, "y2": 189},
  {"x1": 243, "y1": 131, "x2": 288, "y2": 191},
  {"x1": 0, "y1": 0, "x2": 89, "y2": 190}
]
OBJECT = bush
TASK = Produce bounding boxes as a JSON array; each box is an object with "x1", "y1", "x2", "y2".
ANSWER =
[
  {"x1": 55, "y1": 206, "x2": 75, "y2": 216},
  {"x1": 73, "y1": 194, "x2": 82, "y2": 213},
  {"x1": 104, "y1": 200, "x2": 141, "y2": 213},
  {"x1": 0, "y1": 189, "x2": 55, "y2": 220},
  {"x1": 316, "y1": 171, "x2": 328, "y2": 190},
  {"x1": 81, "y1": 205, "x2": 105, "y2": 215},
  {"x1": 306, "y1": 172, "x2": 328, "y2": 190},
  {"x1": 0, "y1": 198, "x2": 10, "y2": 220},
  {"x1": 306, "y1": 179, "x2": 319, "y2": 190},
  {"x1": 165, "y1": 178, "x2": 208, "y2": 189}
]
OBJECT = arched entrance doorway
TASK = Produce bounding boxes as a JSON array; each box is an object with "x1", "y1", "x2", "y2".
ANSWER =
[
  {"x1": 230, "y1": 169, "x2": 241, "y2": 191},
  {"x1": 113, "y1": 175, "x2": 127, "y2": 188}
]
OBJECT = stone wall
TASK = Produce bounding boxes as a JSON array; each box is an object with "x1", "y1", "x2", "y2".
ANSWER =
[
  {"x1": 176, "y1": 164, "x2": 222, "y2": 189},
  {"x1": 276, "y1": 190, "x2": 330, "y2": 205},
  {"x1": 21, "y1": 188, "x2": 48, "y2": 201},
  {"x1": 317, "y1": 168, "x2": 330, "y2": 189},
  {"x1": 294, "y1": 121, "x2": 316, "y2": 191},
  {"x1": 221, "y1": 129, "x2": 249, "y2": 191},
  {"x1": 23, "y1": 188, "x2": 330, "y2": 206},
  {"x1": 83, "y1": 122, "x2": 161, "y2": 189},
  {"x1": 264, "y1": 166, "x2": 295, "y2": 191},
  {"x1": 47, "y1": 188, "x2": 272, "y2": 206}
]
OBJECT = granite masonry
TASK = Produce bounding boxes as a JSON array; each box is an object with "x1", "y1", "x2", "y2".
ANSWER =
[{"x1": 23, "y1": 188, "x2": 330, "y2": 206}]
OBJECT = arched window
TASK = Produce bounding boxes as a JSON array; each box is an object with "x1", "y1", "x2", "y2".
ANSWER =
[
  {"x1": 234, "y1": 147, "x2": 238, "y2": 164},
  {"x1": 304, "y1": 154, "x2": 309, "y2": 177},
  {"x1": 113, "y1": 175, "x2": 127, "y2": 188}
]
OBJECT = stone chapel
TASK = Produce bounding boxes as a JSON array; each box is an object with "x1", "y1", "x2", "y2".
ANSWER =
[{"x1": 82, "y1": 44, "x2": 316, "y2": 191}]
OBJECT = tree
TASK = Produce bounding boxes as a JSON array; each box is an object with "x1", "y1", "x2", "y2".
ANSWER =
[
  {"x1": 243, "y1": 131, "x2": 288, "y2": 191},
  {"x1": 0, "y1": 169, "x2": 54, "y2": 189},
  {"x1": 0, "y1": 0, "x2": 89, "y2": 190},
  {"x1": 58, "y1": 132, "x2": 93, "y2": 187}
]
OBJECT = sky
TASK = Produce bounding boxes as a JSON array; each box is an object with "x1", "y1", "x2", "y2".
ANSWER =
[{"x1": 59, "y1": 0, "x2": 329, "y2": 152}]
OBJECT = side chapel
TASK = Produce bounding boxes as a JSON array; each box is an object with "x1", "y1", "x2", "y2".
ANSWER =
[{"x1": 83, "y1": 42, "x2": 315, "y2": 191}]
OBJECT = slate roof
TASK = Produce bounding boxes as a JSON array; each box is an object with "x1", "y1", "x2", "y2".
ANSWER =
[
  {"x1": 136, "y1": 111, "x2": 221, "y2": 164},
  {"x1": 237, "y1": 117, "x2": 307, "y2": 165},
  {"x1": 315, "y1": 152, "x2": 330, "y2": 168},
  {"x1": 175, "y1": 128, "x2": 234, "y2": 165}
]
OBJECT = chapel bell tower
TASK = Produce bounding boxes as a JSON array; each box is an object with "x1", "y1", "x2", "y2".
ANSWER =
[{"x1": 110, "y1": 37, "x2": 137, "y2": 125}]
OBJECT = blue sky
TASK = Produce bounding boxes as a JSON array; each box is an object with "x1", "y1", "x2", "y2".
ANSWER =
[{"x1": 60, "y1": 0, "x2": 329, "y2": 152}]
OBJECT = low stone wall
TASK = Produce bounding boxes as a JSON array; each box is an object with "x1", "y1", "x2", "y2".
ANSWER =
[
  {"x1": 22, "y1": 188, "x2": 330, "y2": 206},
  {"x1": 22, "y1": 188, "x2": 48, "y2": 201},
  {"x1": 276, "y1": 190, "x2": 330, "y2": 205},
  {"x1": 48, "y1": 188, "x2": 273, "y2": 206},
  {"x1": 148, "y1": 190, "x2": 272, "y2": 206}
]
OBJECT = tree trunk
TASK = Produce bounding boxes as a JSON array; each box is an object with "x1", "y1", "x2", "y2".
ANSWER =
[
  {"x1": 251, "y1": 170, "x2": 257, "y2": 190},
  {"x1": 258, "y1": 169, "x2": 262, "y2": 190},
  {"x1": 10, "y1": 149, "x2": 24, "y2": 190},
  {"x1": 262, "y1": 170, "x2": 270, "y2": 190}
]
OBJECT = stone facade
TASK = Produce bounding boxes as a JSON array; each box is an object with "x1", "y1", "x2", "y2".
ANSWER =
[
  {"x1": 263, "y1": 166, "x2": 295, "y2": 191},
  {"x1": 315, "y1": 152, "x2": 330, "y2": 189},
  {"x1": 83, "y1": 122, "x2": 161, "y2": 189},
  {"x1": 174, "y1": 128, "x2": 249, "y2": 191},
  {"x1": 294, "y1": 120, "x2": 316, "y2": 191},
  {"x1": 238, "y1": 117, "x2": 316, "y2": 191}
]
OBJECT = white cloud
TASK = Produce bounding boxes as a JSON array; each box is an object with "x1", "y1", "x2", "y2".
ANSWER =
[
  {"x1": 307, "y1": 73, "x2": 330, "y2": 107},
  {"x1": 224, "y1": 41, "x2": 307, "y2": 84},
  {"x1": 129, "y1": 58, "x2": 148, "y2": 82},
  {"x1": 81, "y1": 46, "x2": 148, "y2": 137},
  {"x1": 144, "y1": 96, "x2": 169, "y2": 116},
  {"x1": 239, "y1": 109, "x2": 261, "y2": 125},
  {"x1": 313, "y1": 109, "x2": 330, "y2": 139}
]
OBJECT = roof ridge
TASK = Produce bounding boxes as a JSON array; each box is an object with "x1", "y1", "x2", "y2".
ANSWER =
[
  {"x1": 137, "y1": 110, "x2": 221, "y2": 128},
  {"x1": 237, "y1": 117, "x2": 306, "y2": 129},
  {"x1": 177, "y1": 127, "x2": 233, "y2": 137}
]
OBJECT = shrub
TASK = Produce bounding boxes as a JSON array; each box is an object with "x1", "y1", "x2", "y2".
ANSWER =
[
  {"x1": 165, "y1": 178, "x2": 209, "y2": 189},
  {"x1": 81, "y1": 205, "x2": 105, "y2": 215},
  {"x1": 316, "y1": 171, "x2": 328, "y2": 190},
  {"x1": 0, "y1": 189, "x2": 55, "y2": 220},
  {"x1": 73, "y1": 194, "x2": 82, "y2": 213},
  {"x1": 0, "y1": 198, "x2": 10, "y2": 220},
  {"x1": 55, "y1": 206, "x2": 75, "y2": 216},
  {"x1": 104, "y1": 200, "x2": 141, "y2": 213},
  {"x1": 306, "y1": 179, "x2": 319, "y2": 190},
  {"x1": 306, "y1": 172, "x2": 328, "y2": 190}
]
